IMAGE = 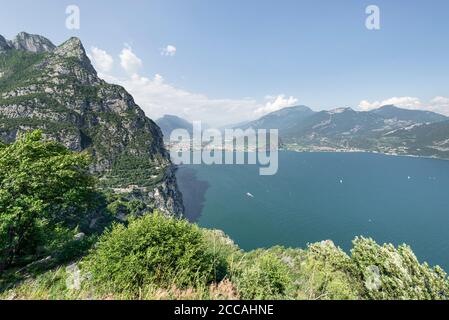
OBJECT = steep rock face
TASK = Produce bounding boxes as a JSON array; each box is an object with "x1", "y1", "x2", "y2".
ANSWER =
[
  {"x1": 0, "y1": 33, "x2": 184, "y2": 216},
  {"x1": 9, "y1": 32, "x2": 55, "y2": 53},
  {"x1": 0, "y1": 35, "x2": 10, "y2": 53}
]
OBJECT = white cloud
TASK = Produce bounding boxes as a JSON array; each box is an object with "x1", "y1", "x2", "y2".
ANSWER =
[
  {"x1": 153, "y1": 73, "x2": 164, "y2": 85},
  {"x1": 160, "y1": 45, "x2": 177, "y2": 57},
  {"x1": 359, "y1": 96, "x2": 449, "y2": 116},
  {"x1": 359, "y1": 97, "x2": 422, "y2": 111},
  {"x1": 89, "y1": 47, "x2": 114, "y2": 73},
  {"x1": 429, "y1": 97, "x2": 449, "y2": 116},
  {"x1": 104, "y1": 72, "x2": 266, "y2": 127},
  {"x1": 430, "y1": 96, "x2": 449, "y2": 108},
  {"x1": 93, "y1": 44, "x2": 299, "y2": 126},
  {"x1": 119, "y1": 45, "x2": 143, "y2": 74},
  {"x1": 254, "y1": 95, "x2": 299, "y2": 115}
]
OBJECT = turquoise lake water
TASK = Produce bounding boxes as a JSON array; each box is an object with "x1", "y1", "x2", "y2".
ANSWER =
[{"x1": 176, "y1": 152, "x2": 449, "y2": 269}]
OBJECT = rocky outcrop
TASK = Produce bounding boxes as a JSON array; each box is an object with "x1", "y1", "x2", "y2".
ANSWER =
[
  {"x1": 151, "y1": 165, "x2": 185, "y2": 216},
  {"x1": 0, "y1": 35, "x2": 10, "y2": 53},
  {"x1": 8, "y1": 32, "x2": 55, "y2": 53},
  {"x1": 0, "y1": 33, "x2": 184, "y2": 216},
  {"x1": 53, "y1": 37, "x2": 97, "y2": 74}
]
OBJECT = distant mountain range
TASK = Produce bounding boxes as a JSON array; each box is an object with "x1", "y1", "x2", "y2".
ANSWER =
[
  {"x1": 155, "y1": 104, "x2": 449, "y2": 159},
  {"x1": 237, "y1": 105, "x2": 316, "y2": 136},
  {"x1": 233, "y1": 105, "x2": 449, "y2": 159}
]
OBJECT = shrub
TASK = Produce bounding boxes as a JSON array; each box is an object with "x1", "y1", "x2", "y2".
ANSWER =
[
  {"x1": 297, "y1": 241, "x2": 362, "y2": 300},
  {"x1": 85, "y1": 213, "x2": 217, "y2": 294},
  {"x1": 351, "y1": 237, "x2": 449, "y2": 300},
  {"x1": 236, "y1": 253, "x2": 292, "y2": 300},
  {"x1": 106, "y1": 196, "x2": 148, "y2": 220},
  {"x1": 201, "y1": 229, "x2": 241, "y2": 282}
]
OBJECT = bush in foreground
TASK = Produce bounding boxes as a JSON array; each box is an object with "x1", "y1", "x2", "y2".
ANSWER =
[
  {"x1": 351, "y1": 237, "x2": 449, "y2": 300},
  {"x1": 3, "y1": 207, "x2": 449, "y2": 300},
  {"x1": 0, "y1": 131, "x2": 95, "y2": 271},
  {"x1": 295, "y1": 241, "x2": 362, "y2": 300},
  {"x1": 235, "y1": 253, "x2": 292, "y2": 300},
  {"x1": 86, "y1": 213, "x2": 220, "y2": 294}
]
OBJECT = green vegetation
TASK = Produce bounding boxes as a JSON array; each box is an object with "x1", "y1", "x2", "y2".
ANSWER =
[
  {"x1": 86, "y1": 213, "x2": 222, "y2": 294},
  {"x1": 0, "y1": 46, "x2": 168, "y2": 195},
  {"x1": 2, "y1": 34, "x2": 449, "y2": 300},
  {"x1": 0, "y1": 50, "x2": 46, "y2": 91},
  {"x1": 351, "y1": 237, "x2": 449, "y2": 300},
  {"x1": 106, "y1": 195, "x2": 148, "y2": 219},
  {"x1": 1, "y1": 131, "x2": 449, "y2": 301},
  {"x1": 0, "y1": 131, "x2": 97, "y2": 271},
  {"x1": 102, "y1": 154, "x2": 165, "y2": 188},
  {"x1": 236, "y1": 253, "x2": 291, "y2": 299}
]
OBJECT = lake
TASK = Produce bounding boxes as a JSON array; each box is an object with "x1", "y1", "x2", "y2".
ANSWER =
[{"x1": 176, "y1": 152, "x2": 449, "y2": 269}]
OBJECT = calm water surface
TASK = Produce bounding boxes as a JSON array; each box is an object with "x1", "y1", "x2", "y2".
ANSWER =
[{"x1": 176, "y1": 152, "x2": 449, "y2": 269}]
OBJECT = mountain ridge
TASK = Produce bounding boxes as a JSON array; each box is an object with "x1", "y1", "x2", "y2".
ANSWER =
[
  {"x1": 156, "y1": 114, "x2": 194, "y2": 140},
  {"x1": 372, "y1": 105, "x2": 447, "y2": 123},
  {"x1": 233, "y1": 104, "x2": 449, "y2": 158},
  {"x1": 0, "y1": 32, "x2": 184, "y2": 216}
]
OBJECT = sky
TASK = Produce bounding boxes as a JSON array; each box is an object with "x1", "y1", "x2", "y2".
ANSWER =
[{"x1": 1, "y1": 0, "x2": 449, "y2": 126}]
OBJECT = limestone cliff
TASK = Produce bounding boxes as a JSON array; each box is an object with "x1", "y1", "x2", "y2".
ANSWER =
[{"x1": 0, "y1": 32, "x2": 184, "y2": 216}]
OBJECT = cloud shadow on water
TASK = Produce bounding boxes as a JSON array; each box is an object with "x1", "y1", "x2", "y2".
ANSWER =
[{"x1": 175, "y1": 166, "x2": 210, "y2": 222}]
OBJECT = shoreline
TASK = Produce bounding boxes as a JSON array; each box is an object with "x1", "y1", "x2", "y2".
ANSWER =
[
  {"x1": 281, "y1": 147, "x2": 449, "y2": 163},
  {"x1": 168, "y1": 144, "x2": 449, "y2": 163}
]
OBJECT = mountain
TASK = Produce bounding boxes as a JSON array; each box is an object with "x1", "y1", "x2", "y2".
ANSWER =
[
  {"x1": 237, "y1": 105, "x2": 315, "y2": 135},
  {"x1": 156, "y1": 115, "x2": 193, "y2": 140},
  {"x1": 276, "y1": 107, "x2": 389, "y2": 150},
  {"x1": 9, "y1": 32, "x2": 56, "y2": 53},
  {"x1": 0, "y1": 32, "x2": 56, "y2": 54},
  {"x1": 0, "y1": 33, "x2": 183, "y2": 216},
  {"x1": 223, "y1": 119, "x2": 251, "y2": 130},
  {"x1": 380, "y1": 120, "x2": 449, "y2": 159},
  {"x1": 0, "y1": 35, "x2": 10, "y2": 53},
  {"x1": 371, "y1": 105, "x2": 447, "y2": 124},
  {"x1": 287, "y1": 107, "x2": 382, "y2": 135},
  {"x1": 239, "y1": 104, "x2": 449, "y2": 155}
]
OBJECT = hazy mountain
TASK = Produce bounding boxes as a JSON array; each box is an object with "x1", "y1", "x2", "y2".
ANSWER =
[
  {"x1": 156, "y1": 115, "x2": 193, "y2": 140},
  {"x1": 223, "y1": 119, "x2": 251, "y2": 130},
  {"x1": 0, "y1": 33, "x2": 183, "y2": 215},
  {"x1": 381, "y1": 120, "x2": 449, "y2": 158},
  {"x1": 371, "y1": 105, "x2": 447, "y2": 124},
  {"x1": 235, "y1": 104, "x2": 449, "y2": 157},
  {"x1": 288, "y1": 107, "x2": 384, "y2": 136},
  {"x1": 234, "y1": 105, "x2": 315, "y2": 134}
]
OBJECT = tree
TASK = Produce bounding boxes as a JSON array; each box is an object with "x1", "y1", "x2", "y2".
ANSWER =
[{"x1": 0, "y1": 131, "x2": 95, "y2": 270}]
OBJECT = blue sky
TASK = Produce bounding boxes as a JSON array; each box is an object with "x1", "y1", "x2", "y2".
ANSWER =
[{"x1": 1, "y1": 0, "x2": 449, "y2": 125}]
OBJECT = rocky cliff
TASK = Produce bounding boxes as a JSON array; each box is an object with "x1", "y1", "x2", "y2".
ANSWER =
[{"x1": 0, "y1": 32, "x2": 184, "y2": 216}]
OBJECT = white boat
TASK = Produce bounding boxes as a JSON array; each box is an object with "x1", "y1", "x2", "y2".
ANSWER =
[{"x1": 246, "y1": 192, "x2": 254, "y2": 198}]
